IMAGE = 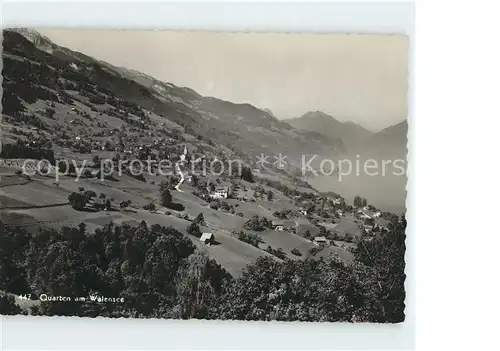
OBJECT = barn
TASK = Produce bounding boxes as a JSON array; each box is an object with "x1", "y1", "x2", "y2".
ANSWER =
[{"x1": 200, "y1": 232, "x2": 215, "y2": 245}]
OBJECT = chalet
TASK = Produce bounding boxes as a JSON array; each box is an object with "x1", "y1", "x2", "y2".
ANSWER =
[
  {"x1": 373, "y1": 211, "x2": 381, "y2": 218},
  {"x1": 200, "y1": 232, "x2": 215, "y2": 245},
  {"x1": 210, "y1": 186, "x2": 229, "y2": 199},
  {"x1": 336, "y1": 209, "x2": 344, "y2": 216},
  {"x1": 313, "y1": 236, "x2": 329, "y2": 246},
  {"x1": 272, "y1": 220, "x2": 284, "y2": 231}
]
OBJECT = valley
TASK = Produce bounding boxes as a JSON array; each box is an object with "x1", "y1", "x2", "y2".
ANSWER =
[{"x1": 0, "y1": 28, "x2": 407, "y2": 322}]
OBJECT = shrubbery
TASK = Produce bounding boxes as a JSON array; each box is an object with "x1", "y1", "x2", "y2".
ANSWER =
[
  {"x1": 0, "y1": 293, "x2": 24, "y2": 315},
  {"x1": 193, "y1": 213, "x2": 206, "y2": 226},
  {"x1": 235, "y1": 231, "x2": 263, "y2": 248},
  {"x1": 265, "y1": 246, "x2": 287, "y2": 260},
  {"x1": 143, "y1": 202, "x2": 156, "y2": 211},
  {"x1": 187, "y1": 222, "x2": 202, "y2": 238},
  {"x1": 243, "y1": 215, "x2": 273, "y2": 232},
  {"x1": 290, "y1": 248, "x2": 302, "y2": 256},
  {"x1": 68, "y1": 192, "x2": 87, "y2": 210}
]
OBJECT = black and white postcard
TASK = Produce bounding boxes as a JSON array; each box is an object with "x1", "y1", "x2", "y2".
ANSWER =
[{"x1": 0, "y1": 29, "x2": 407, "y2": 323}]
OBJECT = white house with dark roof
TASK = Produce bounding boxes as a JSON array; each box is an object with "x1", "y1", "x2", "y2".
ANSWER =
[
  {"x1": 272, "y1": 220, "x2": 284, "y2": 231},
  {"x1": 313, "y1": 236, "x2": 329, "y2": 246}
]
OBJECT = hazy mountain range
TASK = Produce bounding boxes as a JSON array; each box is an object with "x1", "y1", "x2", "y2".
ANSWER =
[
  {"x1": 287, "y1": 110, "x2": 407, "y2": 159},
  {"x1": 286, "y1": 111, "x2": 373, "y2": 150}
]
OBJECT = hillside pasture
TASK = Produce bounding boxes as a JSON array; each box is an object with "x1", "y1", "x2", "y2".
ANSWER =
[
  {"x1": 315, "y1": 245, "x2": 354, "y2": 263},
  {"x1": 0, "y1": 181, "x2": 69, "y2": 206},
  {"x1": 0, "y1": 174, "x2": 31, "y2": 187},
  {"x1": 257, "y1": 229, "x2": 318, "y2": 260},
  {"x1": 205, "y1": 231, "x2": 274, "y2": 277},
  {"x1": 0, "y1": 195, "x2": 33, "y2": 209},
  {"x1": 332, "y1": 217, "x2": 362, "y2": 237}
]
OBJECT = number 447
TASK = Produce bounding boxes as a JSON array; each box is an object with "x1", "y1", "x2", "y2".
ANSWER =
[{"x1": 18, "y1": 294, "x2": 32, "y2": 300}]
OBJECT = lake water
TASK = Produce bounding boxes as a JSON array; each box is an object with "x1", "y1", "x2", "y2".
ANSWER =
[{"x1": 308, "y1": 172, "x2": 407, "y2": 214}]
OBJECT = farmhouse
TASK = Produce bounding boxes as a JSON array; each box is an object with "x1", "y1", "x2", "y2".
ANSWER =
[
  {"x1": 272, "y1": 220, "x2": 284, "y2": 231},
  {"x1": 210, "y1": 186, "x2": 229, "y2": 199},
  {"x1": 313, "y1": 236, "x2": 329, "y2": 246},
  {"x1": 200, "y1": 232, "x2": 215, "y2": 245},
  {"x1": 272, "y1": 220, "x2": 296, "y2": 231}
]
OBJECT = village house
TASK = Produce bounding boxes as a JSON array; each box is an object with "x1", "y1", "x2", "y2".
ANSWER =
[
  {"x1": 363, "y1": 225, "x2": 374, "y2": 234},
  {"x1": 200, "y1": 232, "x2": 215, "y2": 246},
  {"x1": 210, "y1": 186, "x2": 229, "y2": 199},
  {"x1": 272, "y1": 220, "x2": 284, "y2": 231},
  {"x1": 313, "y1": 236, "x2": 329, "y2": 246},
  {"x1": 272, "y1": 220, "x2": 296, "y2": 232},
  {"x1": 357, "y1": 211, "x2": 372, "y2": 219}
]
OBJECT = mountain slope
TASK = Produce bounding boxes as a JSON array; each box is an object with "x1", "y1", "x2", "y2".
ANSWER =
[
  {"x1": 370, "y1": 120, "x2": 408, "y2": 146},
  {"x1": 3, "y1": 28, "x2": 344, "y2": 164},
  {"x1": 103, "y1": 66, "x2": 346, "y2": 161},
  {"x1": 362, "y1": 120, "x2": 408, "y2": 158},
  {"x1": 286, "y1": 111, "x2": 373, "y2": 152}
]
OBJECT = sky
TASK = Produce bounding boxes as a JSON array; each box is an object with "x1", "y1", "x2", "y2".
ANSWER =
[{"x1": 38, "y1": 29, "x2": 408, "y2": 131}]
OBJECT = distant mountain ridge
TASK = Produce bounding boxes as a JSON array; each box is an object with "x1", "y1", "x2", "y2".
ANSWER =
[
  {"x1": 287, "y1": 110, "x2": 407, "y2": 159},
  {"x1": 371, "y1": 120, "x2": 408, "y2": 145},
  {"x1": 362, "y1": 119, "x2": 407, "y2": 158},
  {"x1": 286, "y1": 111, "x2": 373, "y2": 152}
]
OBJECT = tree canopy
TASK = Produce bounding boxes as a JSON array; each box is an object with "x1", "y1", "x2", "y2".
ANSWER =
[{"x1": 0, "y1": 216, "x2": 406, "y2": 322}]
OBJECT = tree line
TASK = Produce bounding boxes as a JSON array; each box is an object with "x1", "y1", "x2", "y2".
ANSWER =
[
  {"x1": 0, "y1": 217, "x2": 405, "y2": 322},
  {"x1": 0, "y1": 141, "x2": 56, "y2": 165}
]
